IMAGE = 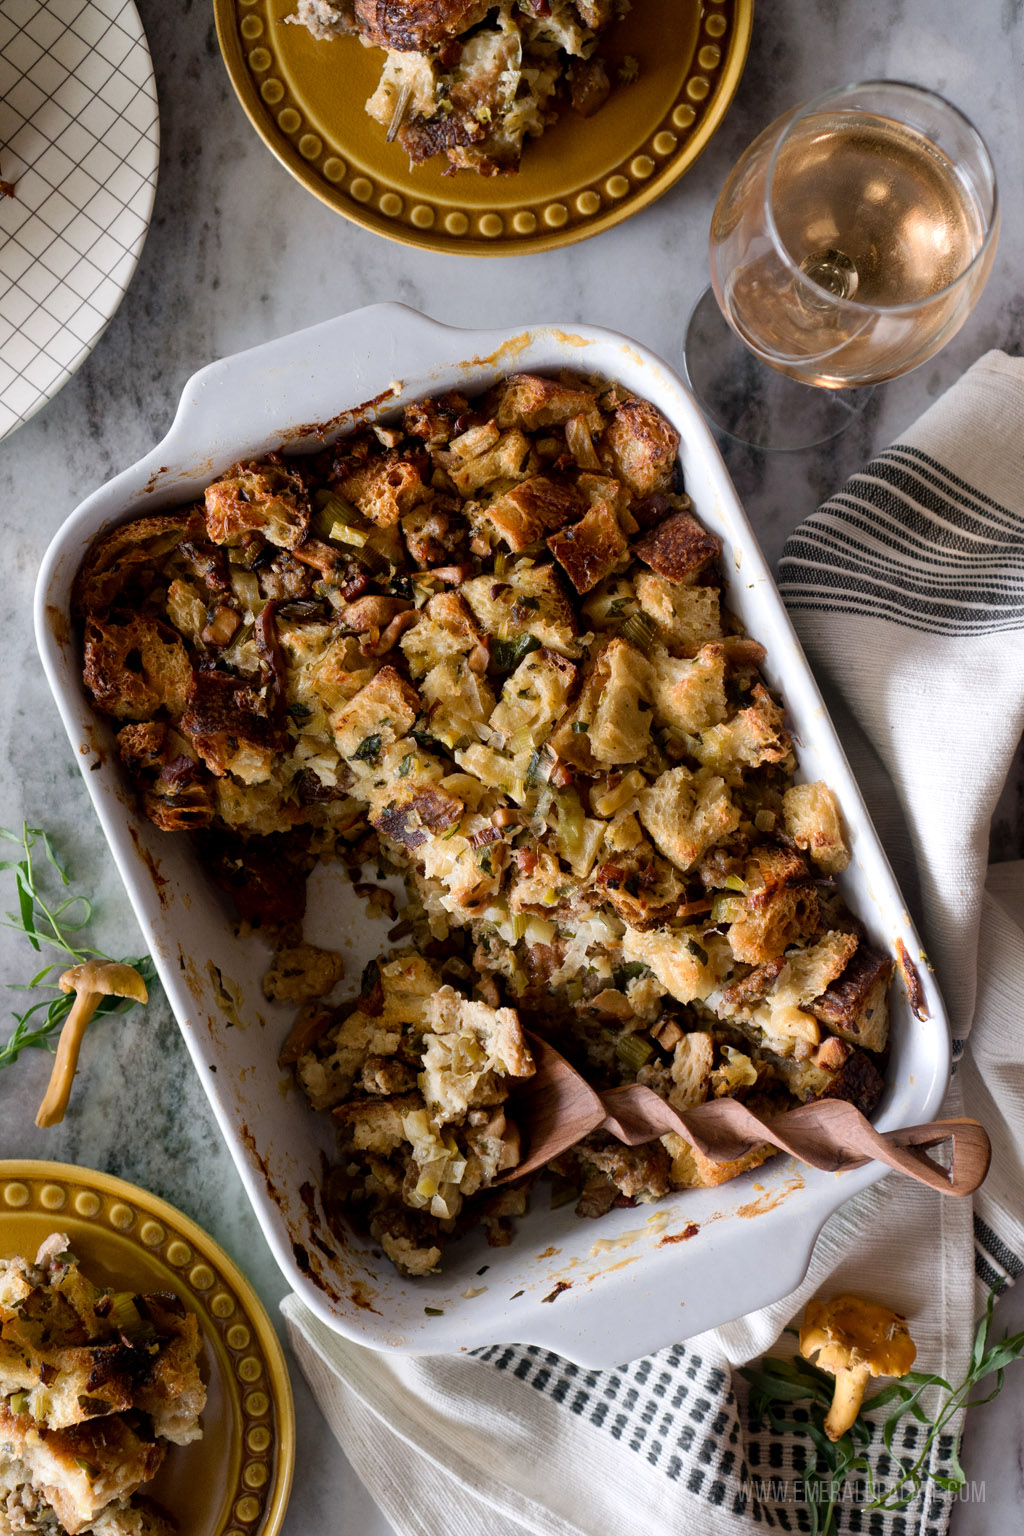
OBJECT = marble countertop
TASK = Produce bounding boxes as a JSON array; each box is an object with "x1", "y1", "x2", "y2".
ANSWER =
[{"x1": 0, "y1": 2, "x2": 1021, "y2": 1533}]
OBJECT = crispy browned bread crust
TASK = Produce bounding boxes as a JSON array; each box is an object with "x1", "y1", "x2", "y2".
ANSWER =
[{"x1": 353, "y1": 0, "x2": 491, "y2": 50}]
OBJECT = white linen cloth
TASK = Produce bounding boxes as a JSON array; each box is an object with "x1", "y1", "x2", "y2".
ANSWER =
[{"x1": 282, "y1": 350, "x2": 1024, "y2": 1536}]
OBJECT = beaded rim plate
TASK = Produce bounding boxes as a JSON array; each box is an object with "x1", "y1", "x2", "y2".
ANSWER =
[
  {"x1": 0, "y1": 1161, "x2": 295, "y2": 1536},
  {"x1": 214, "y1": 0, "x2": 753, "y2": 255}
]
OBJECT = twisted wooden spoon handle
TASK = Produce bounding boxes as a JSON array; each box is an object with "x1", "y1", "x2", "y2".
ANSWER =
[{"x1": 597, "y1": 1086, "x2": 990, "y2": 1197}]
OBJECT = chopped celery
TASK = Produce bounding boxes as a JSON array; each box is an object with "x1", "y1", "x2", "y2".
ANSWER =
[{"x1": 616, "y1": 1033, "x2": 654, "y2": 1072}]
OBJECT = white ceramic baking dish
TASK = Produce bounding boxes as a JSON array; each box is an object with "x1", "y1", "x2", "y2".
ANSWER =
[{"x1": 34, "y1": 305, "x2": 950, "y2": 1366}]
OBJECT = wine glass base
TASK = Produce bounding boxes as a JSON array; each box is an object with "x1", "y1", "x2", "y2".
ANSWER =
[{"x1": 683, "y1": 287, "x2": 874, "y2": 451}]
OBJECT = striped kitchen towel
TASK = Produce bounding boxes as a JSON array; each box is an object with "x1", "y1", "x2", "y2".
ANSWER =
[{"x1": 282, "y1": 349, "x2": 1024, "y2": 1536}]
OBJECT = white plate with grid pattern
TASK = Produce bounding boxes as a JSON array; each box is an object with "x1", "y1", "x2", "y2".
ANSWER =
[{"x1": 0, "y1": 0, "x2": 158, "y2": 441}]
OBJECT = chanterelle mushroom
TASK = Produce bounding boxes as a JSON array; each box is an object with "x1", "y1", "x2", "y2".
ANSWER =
[
  {"x1": 799, "y1": 1294, "x2": 917, "y2": 1440},
  {"x1": 35, "y1": 960, "x2": 149, "y2": 1128}
]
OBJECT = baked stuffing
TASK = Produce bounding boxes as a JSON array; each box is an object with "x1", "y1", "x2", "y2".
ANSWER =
[
  {"x1": 75, "y1": 370, "x2": 893, "y2": 1275},
  {"x1": 286, "y1": 0, "x2": 632, "y2": 174},
  {"x1": 0, "y1": 1236, "x2": 204, "y2": 1536}
]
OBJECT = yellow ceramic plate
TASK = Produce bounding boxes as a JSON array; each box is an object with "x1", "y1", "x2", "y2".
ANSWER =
[
  {"x1": 0, "y1": 1162, "x2": 294, "y2": 1536},
  {"x1": 215, "y1": 0, "x2": 753, "y2": 255}
]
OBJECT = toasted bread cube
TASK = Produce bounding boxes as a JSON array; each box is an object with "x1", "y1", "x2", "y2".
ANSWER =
[
  {"x1": 620, "y1": 926, "x2": 722, "y2": 1005},
  {"x1": 634, "y1": 507, "x2": 721, "y2": 583},
  {"x1": 547, "y1": 499, "x2": 628, "y2": 594},
  {"x1": 83, "y1": 616, "x2": 193, "y2": 720},
  {"x1": 726, "y1": 845, "x2": 822, "y2": 963},
  {"x1": 481, "y1": 474, "x2": 583, "y2": 550},
  {"x1": 338, "y1": 451, "x2": 430, "y2": 527},
  {"x1": 421, "y1": 655, "x2": 495, "y2": 747},
  {"x1": 180, "y1": 670, "x2": 278, "y2": 782},
  {"x1": 775, "y1": 929, "x2": 859, "y2": 1005},
  {"x1": 331, "y1": 665, "x2": 420, "y2": 759},
  {"x1": 577, "y1": 576, "x2": 636, "y2": 639},
  {"x1": 582, "y1": 637, "x2": 654, "y2": 765},
  {"x1": 669, "y1": 1031, "x2": 715, "y2": 1110},
  {"x1": 263, "y1": 942, "x2": 345, "y2": 1004},
  {"x1": 662, "y1": 1131, "x2": 774, "y2": 1189},
  {"x1": 783, "y1": 781, "x2": 850, "y2": 875},
  {"x1": 297, "y1": 953, "x2": 438, "y2": 1109},
  {"x1": 376, "y1": 1221, "x2": 442, "y2": 1278},
  {"x1": 334, "y1": 1094, "x2": 422, "y2": 1155},
  {"x1": 439, "y1": 427, "x2": 533, "y2": 496},
  {"x1": 637, "y1": 764, "x2": 740, "y2": 871},
  {"x1": 635, "y1": 572, "x2": 721, "y2": 653},
  {"x1": 371, "y1": 781, "x2": 465, "y2": 852},
  {"x1": 809, "y1": 942, "x2": 892, "y2": 1052},
  {"x1": 490, "y1": 648, "x2": 576, "y2": 747},
  {"x1": 575, "y1": 472, "x2": 631, "y2": 514},
  {"x1": 650, "y1": 643, "x2": 727, "y2": 734},
  {"x1": 491, "y1": 373, "x2": 605, "y2": 434},
  {"x1": 813, "y1": 1047, "x2": 886, "y2": 1115},
  {"x1": 697, "y1": 684, "x2": 794, "y2": 779},
  {"x1": 422, "y1": 986, "x2": 534, "y2": 1119},
  {"x1": 205, "y1": 463, "x2": 309, "y2": 548},
  {"x1": 400, "y1": 591, "x2": 480, "y2": 678},
  {"x1": 461, "y1": 562, "x2": 578, "y2": 655},
  {"x1": 416, "y1": 812, "x2": 506, "y2": 915},
  {"x1": 728, "y1": 885, "x2": 821, "y2": 966},
  {"x1": 594, "y1": 842, "x2": 684, "y2": 930},
  {"x1": 165, "y1": 577, "x2": 209, "y2": 647},
  {"x1": 601, "y1": 397, "x2": 680, "y2": 497},
  {"x1": 73, "y1": 511, "x2": 203, "y2": 618},
  {"x1": 288, "y1": 630, "x2": 376, "y2": 715}
]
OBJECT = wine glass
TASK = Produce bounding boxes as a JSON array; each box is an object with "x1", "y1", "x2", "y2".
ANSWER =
[{"x1": 684, "y1": 81, "x2": 999, "y2": 450}]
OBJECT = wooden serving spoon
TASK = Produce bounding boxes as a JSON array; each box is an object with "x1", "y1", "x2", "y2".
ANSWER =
[{"x1": 500, "y1": 1033, "x2": 990, "y2": 1197}]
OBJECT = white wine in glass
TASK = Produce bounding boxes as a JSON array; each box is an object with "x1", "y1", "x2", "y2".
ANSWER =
[{"x1": 685, "y1": 81, "x2": 999, "y2": 448}]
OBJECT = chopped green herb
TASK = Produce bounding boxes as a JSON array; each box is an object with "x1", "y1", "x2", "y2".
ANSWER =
[
  {"x1": 686, "y1": 938, "x2": 709, "y2": 966},
  {"x1": 613, "y1": 961, "x2": 651, "y2": 987},
  {"x1": 491, "y1": 634, "x2": 542, "y2": 672},
  {"x1": 572, "y1": 721, "x2": 590, "y2": 734},
  {"x1": 424, "y1": 1306, "x2": 444, "y2": 1317},
  {"x1": 287, "y1": 702, "x2": 312, "y2": 722},
  {"x1": 397, "y1": 753, "x2": 413, "y2": 778},
  {"x1": 352, "y1": 733, "x2": 383, "y2": 763}
]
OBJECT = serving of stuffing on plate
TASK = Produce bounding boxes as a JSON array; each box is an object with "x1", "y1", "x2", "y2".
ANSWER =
[
  {"x1": 286, "y1": 0, "x2": 633, "y2": 174},
  {"x1": 74, "y1": 371, "x2": 894, "y2": 1276},
  {"x1": 0, "y1": 1235, "x2": 205, "y2": 1536}
]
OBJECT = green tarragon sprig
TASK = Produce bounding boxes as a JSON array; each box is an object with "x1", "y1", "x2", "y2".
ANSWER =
[
  {"x1": 740, "y1": 1291, "x2": 1024, "y2": 1536},
  {"x1": 0, "y1": 824, "x2": 155, "y2": 1068}
]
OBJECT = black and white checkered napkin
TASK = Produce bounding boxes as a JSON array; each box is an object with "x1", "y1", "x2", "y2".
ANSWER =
[{"x1": 283, "y1": 350, "x2": 1024, "y2": 1536}]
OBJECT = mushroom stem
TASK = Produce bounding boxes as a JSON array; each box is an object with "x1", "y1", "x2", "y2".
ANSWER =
[
  {"x1": 35, "y1": 961, "x2": 149, "y2": 1129},
  {"x1": 824, "y1": 1362, "x2": 871, "y2": 1441},
  {"x1": 35, "y1": 990, "x2": 104, "y2": 1128}
]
